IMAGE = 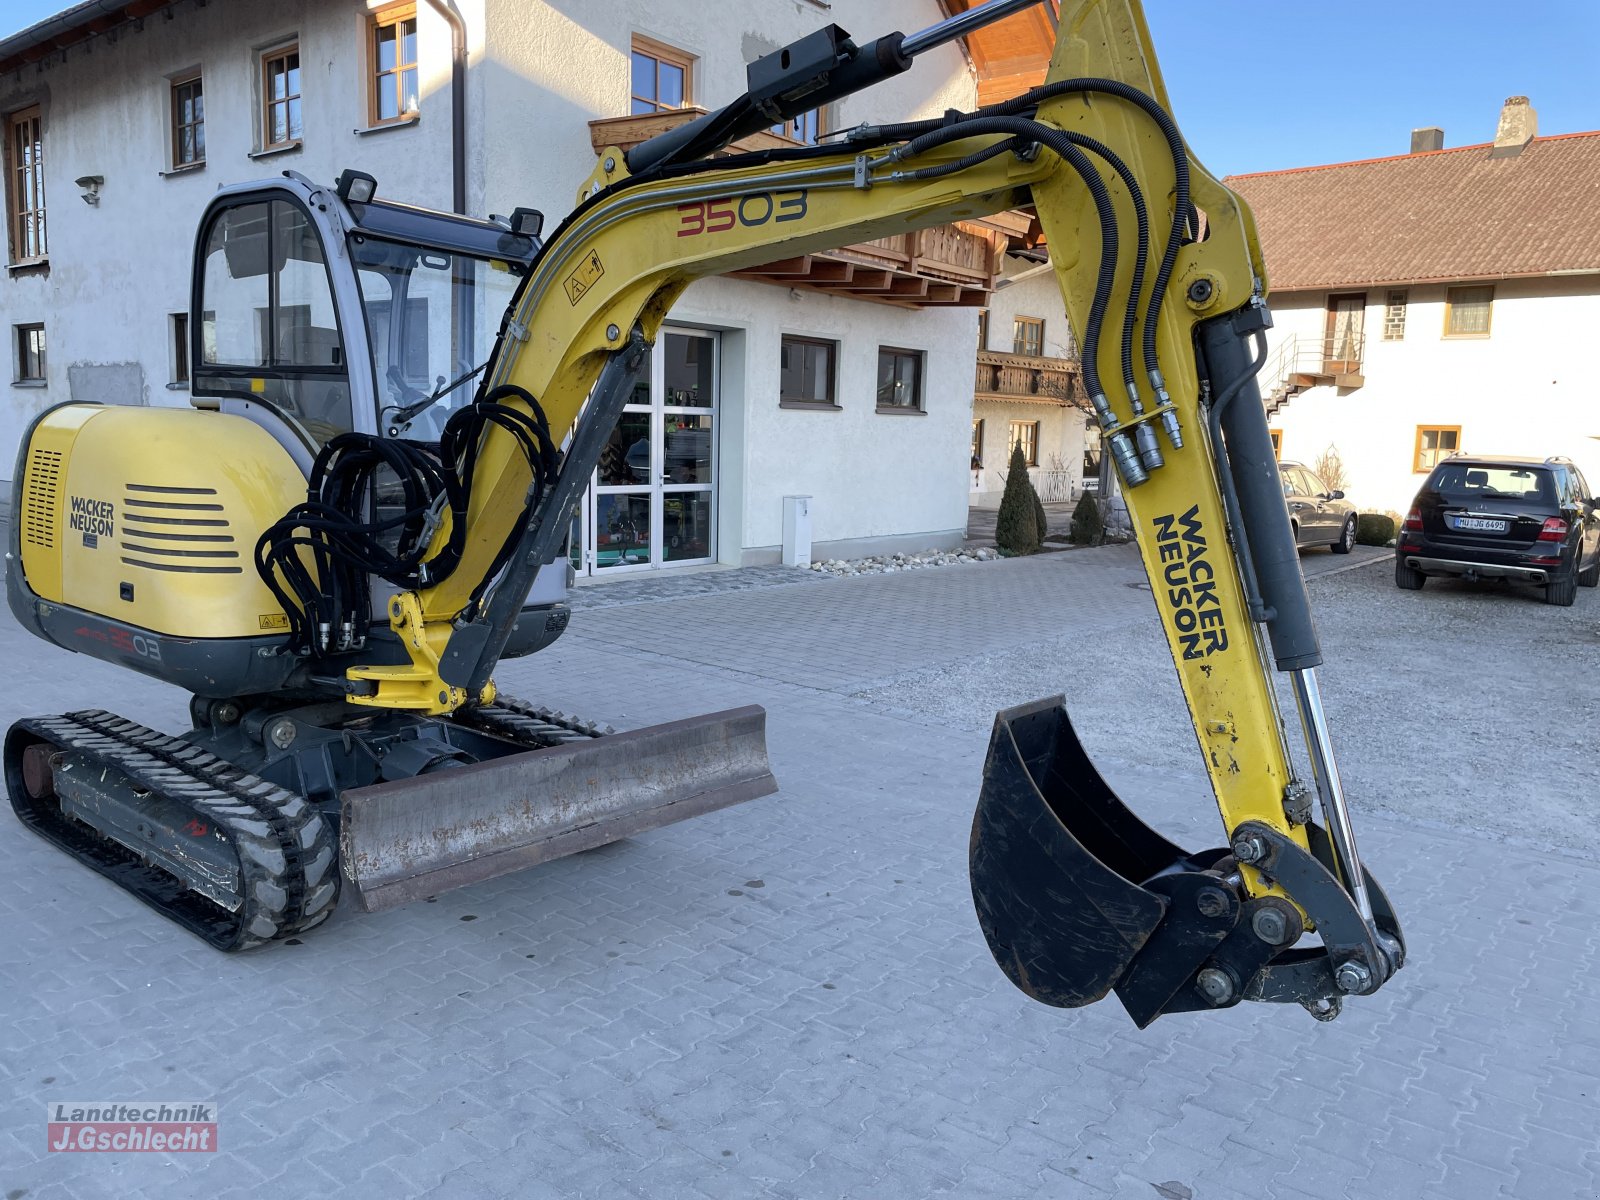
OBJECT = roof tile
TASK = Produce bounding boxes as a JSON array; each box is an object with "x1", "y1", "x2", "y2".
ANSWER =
[{"x1": 1225, "y1": 132, "x2": 1600, "y2": 292}]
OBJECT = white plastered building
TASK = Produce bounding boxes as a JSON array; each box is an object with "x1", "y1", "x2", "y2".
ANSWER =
[{"x1": 0, "y1": 0, "x2": 1062, "y2": 571}]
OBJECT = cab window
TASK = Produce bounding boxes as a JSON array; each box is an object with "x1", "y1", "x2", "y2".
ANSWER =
[{"x1": 193, "y1": 198, "x2": 353, "y2": 445}]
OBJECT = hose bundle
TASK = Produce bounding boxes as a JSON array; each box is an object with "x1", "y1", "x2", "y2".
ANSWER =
[{"x1": 255, "y1": 384, "x2": 558, "y2": 657}]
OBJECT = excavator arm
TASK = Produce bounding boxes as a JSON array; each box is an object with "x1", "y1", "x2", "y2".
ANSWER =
[{"x1": 323, "y1": 0, "x2": 1407, "y2": 1020}]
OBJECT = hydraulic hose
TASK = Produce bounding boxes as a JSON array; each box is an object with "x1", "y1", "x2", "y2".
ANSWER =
[
  {"x1": 988, "y1": 78, "x2": 1192, "y2": 382},
  {"x1": 892, "y1": 116, "x2": 1119, "y2": 402}
]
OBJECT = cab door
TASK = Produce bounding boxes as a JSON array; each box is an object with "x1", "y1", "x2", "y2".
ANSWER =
[{"x1": 190, "y1": 187, "x2": 376, "y2": 461}]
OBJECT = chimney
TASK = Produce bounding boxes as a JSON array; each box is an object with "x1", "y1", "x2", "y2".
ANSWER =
[
  {"x1": 1490, "y1": 95, "x2": 1537, "y2": 158},
  {"x1": 1410, "y1": 126, "x2": 1444, "y2": 153}
]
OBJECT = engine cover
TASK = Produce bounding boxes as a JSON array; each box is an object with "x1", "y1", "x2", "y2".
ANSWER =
[{"x1": 9, "y1": 404, "x2": 306, "y2": 689}]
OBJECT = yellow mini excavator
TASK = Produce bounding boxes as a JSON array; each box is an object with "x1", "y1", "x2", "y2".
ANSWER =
[{"x1": 6, "y1": 0, "x2": 1403, "y2": 1024}]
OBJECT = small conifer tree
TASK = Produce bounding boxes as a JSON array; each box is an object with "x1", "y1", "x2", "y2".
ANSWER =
[
  {"x1": 1070, "y1": 490, "x2": 1105, "y2": 545},
  {"x1": 995, "y1": 443, "x2": 1041, "y2": 555}
]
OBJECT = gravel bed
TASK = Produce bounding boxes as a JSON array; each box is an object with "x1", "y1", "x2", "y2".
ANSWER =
[
  {"x1": 854, "y1": 557, "x2": 1600, "y2": 857},
  {"x1": 805, "y1": 546, "x2": 999, "y2": 576}
]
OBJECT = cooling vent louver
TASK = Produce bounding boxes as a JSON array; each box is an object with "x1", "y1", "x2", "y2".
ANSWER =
[
  {"x1": 23, "y1": 448, "x2": 63, "y2": 549},
  {"x1": 119, "y1": 483, "x2": 243, "y2": 574}
]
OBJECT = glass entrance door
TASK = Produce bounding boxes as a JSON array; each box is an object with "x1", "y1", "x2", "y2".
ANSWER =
[{"x1": 571, "y1": 328, "x2": 718, "y2": 575}]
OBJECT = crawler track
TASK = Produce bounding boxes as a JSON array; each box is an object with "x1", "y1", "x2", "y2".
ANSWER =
[
  {"x1": 452, "y1": 694, "x2": 614, "y2": 747},
  {"x1": 5, "y1": 710, "x2": 339, "y2": 951}
]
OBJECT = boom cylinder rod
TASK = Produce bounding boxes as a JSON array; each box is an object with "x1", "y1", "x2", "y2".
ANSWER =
[
  {"x1": 900, "y1": 0, "x2": 1047, "y2": 57},
  {"x1": 1289, "y1": 666, "x2": 1375, "y2": 925}
]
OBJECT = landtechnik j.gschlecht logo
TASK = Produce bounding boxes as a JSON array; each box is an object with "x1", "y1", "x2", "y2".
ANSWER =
[{"x1": 46, "y1": 1101, "x2": 217, "y2": 1153}]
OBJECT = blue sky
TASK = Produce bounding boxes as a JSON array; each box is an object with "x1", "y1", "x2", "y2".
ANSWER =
[{"x1": 4, "y1": 0, "x2": 1594, "y2": 176}]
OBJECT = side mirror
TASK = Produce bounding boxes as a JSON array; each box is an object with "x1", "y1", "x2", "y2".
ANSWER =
[{"x1": 1328, "y1": 489, "x2": 1346, "y2": 500}]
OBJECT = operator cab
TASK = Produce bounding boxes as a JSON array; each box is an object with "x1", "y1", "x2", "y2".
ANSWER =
[
  {"x1": 187, "y1": 172, "x2": 566, "y2": 655},
  {"x1": 189, "y1": 169, "x2": 542, "y2": 463}
]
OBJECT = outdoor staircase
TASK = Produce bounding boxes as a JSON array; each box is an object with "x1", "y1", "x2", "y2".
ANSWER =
[{"x1": 1262, "y1": 333, "x2": 1366, "y2": 416}]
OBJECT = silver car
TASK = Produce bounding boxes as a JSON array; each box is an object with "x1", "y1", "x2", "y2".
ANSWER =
[{"x1": 1278, "y1": 461, "x2": 1357, "y2": 553}]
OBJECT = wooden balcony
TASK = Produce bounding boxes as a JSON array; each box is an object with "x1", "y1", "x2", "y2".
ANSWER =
[
  {"x1": 588, "y1": 107, "x2": 798, "y2": 159},
  {"x1": 973, "y1": 349, "x2": 1081, "y2": 406},
  {"x1": 587, "y1": 109, "x2": 1030, "y2": 308}
]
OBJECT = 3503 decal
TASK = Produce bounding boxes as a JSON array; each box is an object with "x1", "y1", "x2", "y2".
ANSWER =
[{"x1": 677, "y1": 190, "x2": 808, "y2": 237}]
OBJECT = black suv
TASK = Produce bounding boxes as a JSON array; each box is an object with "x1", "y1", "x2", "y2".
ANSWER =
[{"x1": 1395, "y1": 455, "x2": 1600, "y2": 606}]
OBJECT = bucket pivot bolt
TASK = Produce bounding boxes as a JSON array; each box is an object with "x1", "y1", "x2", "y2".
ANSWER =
[
  {"x1": 1195, "y1": 967, "x2": 1234, "y2": 1005},
  {"x1": 1230, "y1": 833, "x2": 1267, "y2": 864},
  {"x1": 1250, "y1": 906, "x2": 1293, "y2": 946},
  {"x1": 1335, "y1": 960, "x2": 1373, "y2": 994}
]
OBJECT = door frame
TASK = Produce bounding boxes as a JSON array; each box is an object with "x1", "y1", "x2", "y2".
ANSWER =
[{"x1": 572, "y1": 325, "x2": 719, "y2": 575}]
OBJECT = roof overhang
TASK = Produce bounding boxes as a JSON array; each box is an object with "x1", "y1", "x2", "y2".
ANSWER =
[
  {"x1": 1266, "y1": 267, "x2": 1600, "y2": 295},
  {"x1": 0, "y1": 1, "x2": 180, "y2": 76},
  {"x1": 937, "y1": 0, "x2": 1060, "y2": 105}
]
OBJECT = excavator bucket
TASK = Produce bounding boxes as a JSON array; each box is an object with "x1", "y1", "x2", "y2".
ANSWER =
[
  {"x1": 340, "y1": 706, "x2": 776, "y2": 912},
  {"x1": 969, "y1": 695, "x2": 1201, "y2": 1010}
]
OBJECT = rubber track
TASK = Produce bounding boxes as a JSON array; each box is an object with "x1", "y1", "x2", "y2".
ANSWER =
[
  {"x1": 453, "y1": 694, "x2": 614, "y2": 748},
  {"x1": 7, "y1": 710, "x2": 339, "y2": 951}
]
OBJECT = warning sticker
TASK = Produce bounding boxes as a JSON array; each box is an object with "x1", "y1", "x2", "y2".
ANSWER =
[
  {"x1": 563, "y1": 249, "x2": 605, "y2": 305},
  {"x1": 258, "y1": 613, "x2": 289, "y2": 631}
]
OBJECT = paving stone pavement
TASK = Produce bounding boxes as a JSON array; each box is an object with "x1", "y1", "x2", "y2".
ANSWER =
[{"x1": 1, "y1": 542, "x2": 1592, "y2": 1200}]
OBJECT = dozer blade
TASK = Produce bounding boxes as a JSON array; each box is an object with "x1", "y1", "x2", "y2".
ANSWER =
[
  {"x1": 341, "y1": 705, "x2": 776, "y2": 912},
  {"x1": 969, "y1": 695, "x2": 1193, "y2": 1010}
]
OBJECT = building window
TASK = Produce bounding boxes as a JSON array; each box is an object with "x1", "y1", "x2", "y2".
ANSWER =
[
  {"x1": 171, "y1": 313, "x2": 189, "y2": 385},
  {"x1": 371, "y1": 5, "x2": 419, "y2": 124},
  {"x1": 1382, "y1": 290, "x2": 1407, "y2": 341},
  {"x1": 1444, "y1": 285, "x2": 1493, "y2": 338},
  {"x1": 6, "y1": 106, "x2": 46, "y2": 263},
  {"x1": 1269, "y1": 429, "x2": 1283, "y2": 456},
  {"x1": 779, "y1": 335, "x2": 836, "y2": 407},
  {"x1": 15, "y1": 322, "x2": 45, "y2": 383},
  {"x1": 1013, "y1": 316, "x2": 1044, "y2": 357},
  {"x1": 971, "y1": 418, "x2": 984, "y2": 469},
  {"x1": 1009, "y1": 420, "x2": 1039, "y2": 467},
  {"x1": 977, "y1": 309, "x2": 989, "y2": 350},
  {"x1": 262, "y1": 45, "x2": 303, "y2": 149},
  {"x1": 876, "y1": 347, "x2": 923, "y2": 411},
  {"x1": 631, "y1": 37, "x2": 693, "y2": 114},
  {"x1": 772, "y1": 108, "x2": 823, "y2": 145},
  {"x1": 1083, "y1": 419, "x2": 1101, "y2": 486},
  {"x1": 1414, "y1": 425, "x2": 1460, "y2": 473},
  {"x1": 170, "y1": 75, "x2": 205, "y2": 167}
]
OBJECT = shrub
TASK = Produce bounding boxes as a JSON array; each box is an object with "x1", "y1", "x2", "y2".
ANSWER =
[
  {"x1": 1031, "y1": 485, "x2": 1049, "y2": 543},
  {"x1": 1070, "y1": 491, "x2": 1104, "y2": 545},
  {"x1": 995, "y1": 443, "x2": 1041, "y2": 555},
  {"x1": 1355, "y1": 513, "x2": 1395, "y2": 546},
  {"x1": 1314, "y1": 445, "x2": 1349, "y2": 494}
]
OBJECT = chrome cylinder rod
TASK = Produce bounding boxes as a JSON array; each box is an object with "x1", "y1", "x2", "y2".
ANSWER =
[
  {"x1": 901, "y1": 0, "x2": 1045, "y2": 58},
  {"x1": 1289, "y1": 667, "x2": 1375, "y2": 925}
]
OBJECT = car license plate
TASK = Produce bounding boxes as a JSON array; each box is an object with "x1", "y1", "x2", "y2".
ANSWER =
[{"x1": 1452, "y1": 515, "x2": 1508, "y2": 533}]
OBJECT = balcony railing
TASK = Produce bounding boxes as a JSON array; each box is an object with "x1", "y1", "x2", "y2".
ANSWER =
[
  {"x1": 586, "y1": 109, "x2": 1025, "y2": 307},
  {"x1": 973, "y1": 349, "x2": 1082, "y2": 406}
]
